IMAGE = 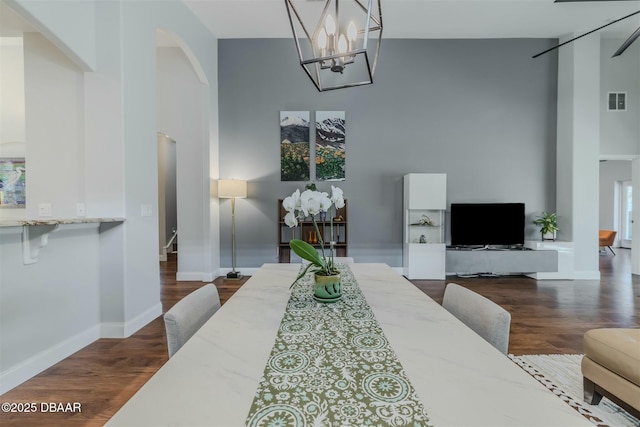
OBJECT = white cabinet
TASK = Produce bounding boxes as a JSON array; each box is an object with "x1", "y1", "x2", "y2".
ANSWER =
[{"x1": 403, "y1": 173, "x2": 446, "y2": 279}]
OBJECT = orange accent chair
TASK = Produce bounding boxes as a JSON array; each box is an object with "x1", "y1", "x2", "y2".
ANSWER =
[{"x1": 599, "y1": 230, "x2": 617, "y2": 256}]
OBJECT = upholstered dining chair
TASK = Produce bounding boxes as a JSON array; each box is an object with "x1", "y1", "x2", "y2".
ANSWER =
[
  {"x1": 442, "y1": 283, "x2": 511, "y2": 355},
  {"x1": 163, "y1": 284, "x2": 221, "y2": 358}
]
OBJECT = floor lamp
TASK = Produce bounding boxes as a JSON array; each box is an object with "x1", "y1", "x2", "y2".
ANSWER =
[{"x1": 218, "y1": 179, "x2": 247, "y2": 279}]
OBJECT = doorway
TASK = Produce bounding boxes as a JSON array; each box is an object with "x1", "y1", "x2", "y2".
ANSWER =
[
  {"x1": 158, "y1": 133, "x2": 177, "y2": 261},
  {"x1": 619, "y1": 180, "x2": 632, "y2": 249}
]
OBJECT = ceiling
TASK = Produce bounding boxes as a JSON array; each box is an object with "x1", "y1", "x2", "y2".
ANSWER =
[
  {"x1": 183, "y1": 0, "x2": 640, "y2": 40},
  {"x1": 2, "y1": 0, "x2": 640, "y2": 43}
]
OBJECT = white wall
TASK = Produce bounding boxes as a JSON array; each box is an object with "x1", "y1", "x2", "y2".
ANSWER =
[
  {"x1": 0, "y1": 38, "x2": 26, "y2": 144},
  {"x1": 0, "y1": 0, "x2": 220, "y2": 393},
  {"x1": 599, "y1": 37, "x2": 640, "y2": 273},
  {"x1": 23, "y1": 32, "x2": 85, "y2": 219},
  {"x1": 4, "y1": 0, "x2": 96, "y2": 71},
  {"x1": 0, "y1": 224, "x2": 101, "y2": 392},
  {"x1": 600, "y1": 38, "x2": 640, "y2": 156}
]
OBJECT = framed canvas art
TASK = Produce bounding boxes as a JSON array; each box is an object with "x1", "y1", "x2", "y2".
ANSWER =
[
  {"x1": 280, "y1": 111, "x2": 310, "y2": 181},
  {"x1": 0, "y1": 158, "x2": 26, "y2": 208},
  {"x1": 315, "y1": 111, "x2": 345, "y2": 181}
]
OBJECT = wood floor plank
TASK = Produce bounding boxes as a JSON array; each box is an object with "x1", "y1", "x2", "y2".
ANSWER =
[{"x1": 0, "y1": 250, "x2": 637, "y2": 426}]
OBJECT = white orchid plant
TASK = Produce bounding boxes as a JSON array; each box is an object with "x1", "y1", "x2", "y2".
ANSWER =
[{"x1": 283, "y1": 185, "x2": 345, "y2": 285}]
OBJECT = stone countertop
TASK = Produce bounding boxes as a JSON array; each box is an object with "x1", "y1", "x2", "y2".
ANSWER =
[{"x1": 0, "y1": 218, "x2": 125, "y2": 227}]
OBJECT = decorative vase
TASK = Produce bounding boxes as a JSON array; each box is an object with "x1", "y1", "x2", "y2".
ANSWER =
[{"x1": 313, "y1": 273, "x2": 342, "y2": 303}]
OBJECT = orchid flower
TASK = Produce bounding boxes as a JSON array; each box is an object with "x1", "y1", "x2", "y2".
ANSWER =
[
  {"x1": 318, "y1": 193, "x2": 332, "y2": 212},
  {"x1": 305, "y1": 197, "x2": 321, "y2": 216},
  {"x1": 282, "y1": 189, "x2": 300, "y2": 212},
  {"x1": 284, "y1": 211, "x2": 298, "y2": 228},
  {"x1": 331, "y1": 185, "x2": 345, "y2": 209},
  {"x1": 282, "y1": 185, "x2": 346, "y2": 285}
]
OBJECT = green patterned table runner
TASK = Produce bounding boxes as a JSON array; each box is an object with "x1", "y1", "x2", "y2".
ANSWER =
[{"x1": 245, "y1": 265, "x2": 432, "y2": 427}]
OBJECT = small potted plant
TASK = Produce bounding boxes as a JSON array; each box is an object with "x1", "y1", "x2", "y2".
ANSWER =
[
  {"x1": 282, "y1": 185, "x2": 345, "y2": 302},
  {"x1": 533, "y1": 211, "x2": 559, "y2": 241}
]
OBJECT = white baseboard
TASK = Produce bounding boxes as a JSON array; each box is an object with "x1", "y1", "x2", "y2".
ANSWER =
[
  {"x1": 0, "y1": 325, "x2": 101, "y2": 394},
  {"x1": 201, "y1": 272, "x2": 216, "y2": 282},
  {"x1": 176, "y1": 271, "x2": 207, "y2": 281},
  {"x1": 175, "y1": 271, "x2": 225, "y2": 282},
  {"x1": 101, "y1": 303, "x2": 163, "y2": 338}
]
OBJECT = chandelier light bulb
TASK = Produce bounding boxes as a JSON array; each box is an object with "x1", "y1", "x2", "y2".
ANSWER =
[
  {"x1": 337, "y1": 34, "x2": 348, "y2": 54},
  {"x1": 347, "y1": 21, "x2": 357, "y2": 42},
  {"x1": 317, "y1": 28, "x2": 328, "y2": 50},
  {"x1": 325, "y1": 14, "x2": 336, "y2": 35}
]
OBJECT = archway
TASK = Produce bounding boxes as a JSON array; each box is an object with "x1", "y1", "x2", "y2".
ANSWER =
[{"x1": 156, "y1": 28, "x2": 212, "y2": 280}]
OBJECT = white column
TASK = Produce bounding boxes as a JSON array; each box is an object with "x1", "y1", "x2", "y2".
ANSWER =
[{"x1": 556, "y1": 34, "x2": 601, "y2": 279}]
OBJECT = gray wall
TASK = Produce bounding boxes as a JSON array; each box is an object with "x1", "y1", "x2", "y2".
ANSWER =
[{"x1": 219, "y1": 38, "x2": 558, "y2": 268}]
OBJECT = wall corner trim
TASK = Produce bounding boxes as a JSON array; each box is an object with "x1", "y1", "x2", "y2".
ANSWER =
[{"x1": 100, "y1": 303, "x2": 163, "y2": 339}]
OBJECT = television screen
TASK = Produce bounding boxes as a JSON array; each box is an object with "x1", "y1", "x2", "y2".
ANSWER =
[{"x1": 450, "y1": 203, "x2": 525, "y2": 247}]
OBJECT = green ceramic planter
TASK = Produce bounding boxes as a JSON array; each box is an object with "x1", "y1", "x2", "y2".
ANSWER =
[{"x1": 313, "y1": 273, "x2": 342, "y2": 303}]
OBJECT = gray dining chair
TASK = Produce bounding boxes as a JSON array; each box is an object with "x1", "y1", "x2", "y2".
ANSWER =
[
  {"x1": 442, "y1": 283, "x2": 511, "y2": 355},
  {"x1": 163, "y1": 284, "x2": 221, "y2": 358}
]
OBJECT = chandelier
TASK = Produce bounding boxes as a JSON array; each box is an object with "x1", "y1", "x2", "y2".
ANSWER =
[{"x1": 284, "y1": 0, "x2": 383, "y2": 92}]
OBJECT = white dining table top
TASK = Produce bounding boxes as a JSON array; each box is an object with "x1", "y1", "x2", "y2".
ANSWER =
[{"x1": 107, "y1": 263, "x2": 591, "y2": 427}]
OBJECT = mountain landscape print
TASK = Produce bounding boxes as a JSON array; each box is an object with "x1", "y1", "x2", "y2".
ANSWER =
[
  {"x1": 315, "y1": 111, "x2": 345, "y2": 181},
  {"x1": 280, "y1": 111, "x2": 310, "y2": 181}
]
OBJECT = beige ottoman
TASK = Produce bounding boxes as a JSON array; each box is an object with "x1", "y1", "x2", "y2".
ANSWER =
[{"x1": 581, "y1": 328, "x2": 640, "y2": 419}]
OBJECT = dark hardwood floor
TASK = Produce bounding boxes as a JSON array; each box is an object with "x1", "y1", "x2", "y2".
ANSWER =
[{"x1": 1, "y1": 250, "x2": 638, "y2": 426}]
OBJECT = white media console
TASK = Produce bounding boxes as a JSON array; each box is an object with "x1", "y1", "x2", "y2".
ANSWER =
[{"x1": 445, "y1": 240, "x2": 574, "y2": 278}]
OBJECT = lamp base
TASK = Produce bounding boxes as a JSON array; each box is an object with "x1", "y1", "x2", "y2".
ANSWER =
[{"x1": 226, "y1": 271, "x2": 242, "y2": 280}]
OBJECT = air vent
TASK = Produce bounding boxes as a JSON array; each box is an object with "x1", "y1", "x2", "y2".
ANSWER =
[{"x1": 608, "y1": 92, "x2": 627, "y2": 111}]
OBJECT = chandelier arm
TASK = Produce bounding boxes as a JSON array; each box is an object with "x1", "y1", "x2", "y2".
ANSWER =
[
  {"x1": 319, "y1": 80, "x2": 373, "y2": 91},
  {"x1": 353, "y1": 0, "x2": 381, "y2": 28},
  {"x1": 370, "y1": 31, "x2": 382, "y2": 74},
  {"x1": 285, "y1": 0, "x2": 314, "y2": 42},
  {"x1": 301, "y1": 63, "x2": 323, "y2": 92}
]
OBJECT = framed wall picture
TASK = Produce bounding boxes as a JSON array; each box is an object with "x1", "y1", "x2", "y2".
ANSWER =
[
  {"x1": 315, "y1": 111, "x2": 345, "y2": 181},
  {"x1": 0, "y1": 158, "x2": 26, "y2": 208},
  {"x1": 280, "y1": 111, "x2": 310, "y2": 181}
]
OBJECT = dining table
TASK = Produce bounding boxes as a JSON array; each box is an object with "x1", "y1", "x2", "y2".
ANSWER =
[{"x1": 107, "y1": 263, "x2": 592, "y2": 426}]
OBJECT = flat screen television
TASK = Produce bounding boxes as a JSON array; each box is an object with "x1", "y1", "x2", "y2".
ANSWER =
[{"x1": 450, "y1": 203, "x2": 525, "y2": 247}]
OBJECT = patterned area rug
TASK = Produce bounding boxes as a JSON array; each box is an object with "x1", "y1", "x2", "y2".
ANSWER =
[{"x1": 510, "y1": 354, "x2": 639, "y2": 427}]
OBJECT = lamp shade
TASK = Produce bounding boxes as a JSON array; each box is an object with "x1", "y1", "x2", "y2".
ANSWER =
[{"x1": 218, "y1": 179, "x2": 247, "y2": 199}]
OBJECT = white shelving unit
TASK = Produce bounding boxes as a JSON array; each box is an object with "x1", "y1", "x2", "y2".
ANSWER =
[{"x1": 403, "y1": 173, "x2": 447, "y2": 279}]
